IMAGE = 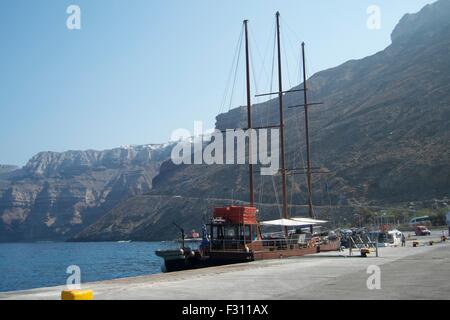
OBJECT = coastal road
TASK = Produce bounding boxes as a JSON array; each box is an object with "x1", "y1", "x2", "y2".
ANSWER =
[{"x1": 1, "y1": 236, "x2": 450, "y2": 300}]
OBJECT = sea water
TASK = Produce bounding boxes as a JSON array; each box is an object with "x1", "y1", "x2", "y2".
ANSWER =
[{"x1": 0, "y1": 241, "x2": 177, "y2": 292}]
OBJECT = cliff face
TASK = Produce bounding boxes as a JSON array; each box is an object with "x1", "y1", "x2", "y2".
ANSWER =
[
  {"x1": 22, "y1": 145, "x2": 170, "y2": 177},
  {"x1": 391, "y1": 0, "x2": 450, "y2": 44},
  {"x1": 0, "y1": 144, "x2": 173, "y2": 242},
  {"x1": 74, "y1": 0, "x2": 450, "y2": 241},
  {"x1": 146, "y1": 0, "x2": 450, "y2": 205}
]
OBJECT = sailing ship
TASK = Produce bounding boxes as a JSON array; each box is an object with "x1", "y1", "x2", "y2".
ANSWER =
[{"x1": 156, "y1": 13, "x2": 341, "y2": 272}]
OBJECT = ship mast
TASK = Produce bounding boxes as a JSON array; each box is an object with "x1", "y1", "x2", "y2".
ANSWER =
[
  {"x1": 244, "y1": 20, "x2": 254, "y2": 207},
  {"x1": 275, "y1": 12, "x2": 289, "y2": 237},
  {"x1": 301, "y1": 42, "x2": 316, "y2": 220}
]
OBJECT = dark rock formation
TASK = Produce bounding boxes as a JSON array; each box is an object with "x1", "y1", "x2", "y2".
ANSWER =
[{"x1": 0, "y1": 144, "x2": 173, "y2": 242}]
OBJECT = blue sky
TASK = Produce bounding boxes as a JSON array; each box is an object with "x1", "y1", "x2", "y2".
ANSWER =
[{"x1": 0, "y1": 0, "x2": 435, "y2": 166}]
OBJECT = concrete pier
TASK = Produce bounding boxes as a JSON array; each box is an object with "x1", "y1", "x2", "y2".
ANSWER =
[{"x1": 1, "y1": 235, "x2": 449, "y2": 300}]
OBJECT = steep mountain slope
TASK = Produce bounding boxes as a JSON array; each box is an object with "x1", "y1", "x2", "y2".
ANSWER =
[
  {"x1": 74, "y1": 0, "x2": 450, "y2": 241},
  {"x1": 0, "y1": 144, "x2": 172, "y2": 242},
  {"x1": 149, "y1": 0, "x2": 450, "y2": 204}
]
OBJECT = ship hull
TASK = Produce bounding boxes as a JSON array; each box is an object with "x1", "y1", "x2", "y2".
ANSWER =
[
  {"x1": 159, "y1": 246, "x2": 329, "y2": 272},
  {"x1": 162, "y1": 251, "x2": 253, "y2": 272},
  {"x1": 158, "y1": 238, "x2": 342, "y2": 272}
]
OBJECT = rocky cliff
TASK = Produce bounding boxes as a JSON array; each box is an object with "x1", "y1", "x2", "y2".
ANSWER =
[
  {"x1": 0, "y1": 144, "x2": 173, "y2": 241},
  {"x1": 145, "y1": 0, "x2": 450, "y2": 205},
  {"x1": 73, "y1": 0, "x2": 450, "y2": 241}
]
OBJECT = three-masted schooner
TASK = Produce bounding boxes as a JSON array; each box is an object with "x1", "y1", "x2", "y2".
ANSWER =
[{"x1": 156, "y1": 12, "x2": 340, "y2": 272}]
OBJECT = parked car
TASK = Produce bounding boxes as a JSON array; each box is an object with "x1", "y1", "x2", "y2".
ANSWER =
[{"x1": 415, "y1": 225, "x2": 431, "y2": 236}]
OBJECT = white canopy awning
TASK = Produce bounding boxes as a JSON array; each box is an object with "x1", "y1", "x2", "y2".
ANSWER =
[
  {"x1": 260, "y1": 218, "x2": 317, "y2": 227},
  {"x1": 291, "y1": 217, "x2": 328, "y2": 224}
]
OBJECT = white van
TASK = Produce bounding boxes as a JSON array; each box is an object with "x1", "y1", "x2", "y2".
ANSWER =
[
  {"x1": 387, "y1": 230, "x2": 403, "y2": 247},
  {"x1": 373, "y1": 230, "x2": 403, "y2": 247}
]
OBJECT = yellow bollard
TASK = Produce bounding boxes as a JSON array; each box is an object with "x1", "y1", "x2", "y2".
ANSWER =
[{"x1": 61, "y1": 290, "x2": 94, "y2": 300}]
